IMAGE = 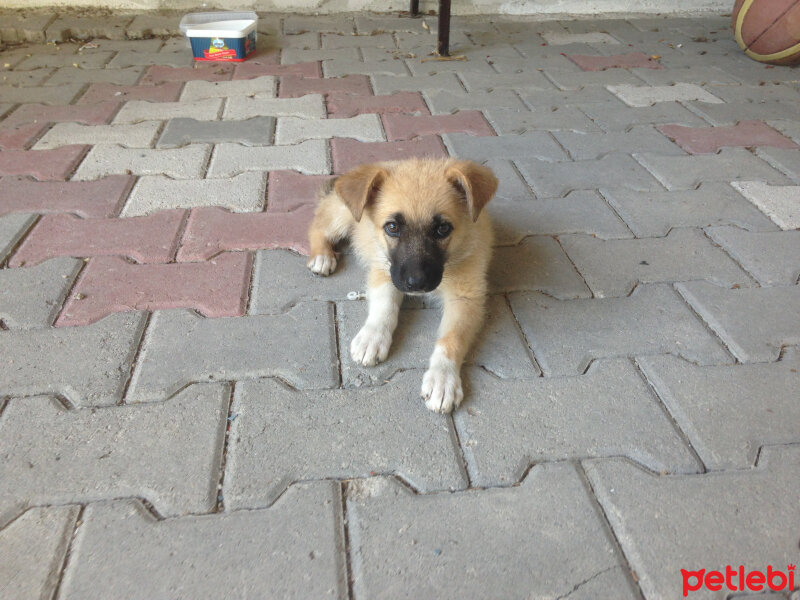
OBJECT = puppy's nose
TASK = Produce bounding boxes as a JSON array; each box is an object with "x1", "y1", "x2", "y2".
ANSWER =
[{"x1": 404, "y1": 271, "x2": 428, "y2": 292}]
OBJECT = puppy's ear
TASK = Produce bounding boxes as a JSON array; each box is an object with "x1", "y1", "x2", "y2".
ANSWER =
[
  {"x1": 334, "y1": 164, "x2": 388, "y2": 222},
  {"x1": 446, "y1": 161, "x2": 498, "y2": 222}
]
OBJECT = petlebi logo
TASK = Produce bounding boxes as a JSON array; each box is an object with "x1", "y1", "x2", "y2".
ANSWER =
[{"x1": 681, "y1": 564, "x2": 795, "y2": 596}]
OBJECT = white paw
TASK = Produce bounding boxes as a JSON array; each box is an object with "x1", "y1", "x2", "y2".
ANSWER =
[
  {"x1": 350, "y1": 325, "x2": 393, "y2": 366},
  {"x1": 421, "y1": 351, "x2": 463, "y2": 414},
  {"x1": 307, "y1": 254, "x2": 337, "y2": 276}
]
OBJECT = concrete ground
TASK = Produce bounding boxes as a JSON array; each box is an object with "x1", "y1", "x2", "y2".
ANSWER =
[{"x1": 1, "y1": 10, "x2": 800, "y2": 600}]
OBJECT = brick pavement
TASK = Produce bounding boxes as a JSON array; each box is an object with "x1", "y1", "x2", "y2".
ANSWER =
[{"x1": 1, "y1": 11, "x2": 799, "y2": 600}]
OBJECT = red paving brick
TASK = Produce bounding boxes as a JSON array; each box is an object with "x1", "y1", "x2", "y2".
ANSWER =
[
  {"x1": 176, "y1": 205, "x2": 315, "y2": 261},
  {"x1": 657, "y1": 120, "x2": 800, "y2": 154},
  {"x1": 234, "y1": 61, "x2": 321, "y2": 80},
  {"x1": 382, "y1": 111, "x2": 495, "y2": 141},
  {"x1": 0, "y1": 145, "x2": 88, "y2": 180},
  {"x1": 9, "y1": 210, "x2": 185, "y2": 267},
  {"x1": 567, "y1": 52, "x2": 664, "y2": 71},
  {"x1": 78, "y1": 83, "x2": 182, "y2": 104},
  {"x1": 0, "y1": 175, "x2": 134, "y2": 218},
  {"x1": 267, "y1": 170, "x2": 335, "y2": 212},
  {"x1": 327, "y1": 92, "x2": 430, "y2": 118},
  {"x1": 279, "y1": 74, "x2": 371, "y2": 98},
  {"x1": 139, "y1": 64, "x2": 234, "y2": 85},
  {"x1": 0, "y1": 123, "x2": 47, "y2": 150},
  {"x1": 2, "y1": 102, "x2": 120, "y2": 126},
  {"x1": 331, "y1": 136, "x2": 449, "y2": 173},
  {"x1": 56, "y1": 252, "x2": 252, "y2": 326}
]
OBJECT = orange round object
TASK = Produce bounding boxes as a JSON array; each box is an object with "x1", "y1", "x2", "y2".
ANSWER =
[{"x1": 732, "y1": 0, "x2": 800, "y2": 65}]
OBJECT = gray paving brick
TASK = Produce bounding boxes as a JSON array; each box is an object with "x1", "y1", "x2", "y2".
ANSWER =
[
  {"x1": 484, "y1": 106, "x2": 603, "y2": 134},
  {"x1": 0, "y1": 213, "x2": 36, "y2": 263},
  {"x1": 59, "y1": 482, "x2": 346, "y2": 600},
  {"x1": 126, "y1": 13, "x2": 182, "y2": 38},
  {"x1": 632, "y1": 65, "x2": 743, "y2": 86},
  {"x1": 545, "y1": 68, "x2": 644, "y2": 91},
  {"x1": 686, "y1": 99, "x2": 800, "y2": 126},
  {"x1": 454, "y1": 360, "x2": 700, "y2": 487},
  {"x1": 601, "y1": 183, "x2": 779, "y2": 237},
  {"x1": 285, "y1": 14, "x2": 354, "y2": 34},
  {"x1": 282, "y1": 47, "x2": 358, "y2": 64},
  {"x1": 756, "y1": 147, "x2": 800, "y2": 183},
  {"x1": 456, "y1": 70, "x2": 554, "y2": 92},
  {"x1": 46, "y1": 66, "x2": 144, "y2": 87},
  {"x1": 578, "y1": 100, "x2": 709, "y2": 131},
  {"x1": 0, "y1": 311, "x2": 146, "y2": 406},
  {"x1": 0, "y1": 258, "x2": 81, "y2": 329},
  {"x1": 706, "y1": 227, "x2": 800, "y2": 286},
  {"x1": 372, "y1": 73, "x2": 464, "y2": 95},
  {"x1": 0, "y1": 383, "x2": 226, "y2": 523},
  {"x1": 634, "y1": 148, "x2": 792, "y2": 191},
  {"x1": 208, "y1": 140, "x2": 329, "y2": 177},
  {"x1": 607, "y1": 82, "x2": 724, "y2": 107},
  {"x1": 180, "y1": 76, "x2": 277, "y2": 101},
  {"x1": 560, "y1": 228, "x2": 753, "y2": 297},
  {"x1": 14, "y1": 51, "x2": 114, "y2": 71},
  {"x1": 488, "y1": 54, "x2": 581, "y2": 73},
  {"x1": 33, "y1": 122, "x2": 161, "y2": 149},
  {"x1": 482, "y1": 159, "x2": 534, "y2": 201},
  {"x1": 223, "y1": 94, "x2": 325, "y2": 120},
  {"x1": 337, "y1": 295, "x2": 538, "y2": 386},
  {"x1": 639, "y1": 352, "x2": 800, "y2": 470},
  {"x1": 0, "y1": 69, "x2": 55, "y2": 86},
  {"x1": 156, "y1": 117, "x2": 275, "y2": 149},
  {"x1": 770, "y1": 119, "x2": 800, "y2": 144},
  {"x1": 677, "y1": 281, "x2": 800, "y2": 363},
  {"x1": 107, "y1": 50, "x2": 193, "y2": 69},
  {"x1": 553, "y1": 126, "x2": 684, "y2": 160},
  {"x1": 518, "y1": 154, "x2": 662, "y2": 198},
  {"x1": 510, "y1": 284, "x2": 731, "y2": 376},
  {"x1": 113, "y1": 98, "x2": 223, "y2": 124},
  {"x1": 322, "y1": 32, "x2": 395, "y2": 48},
  {"x1": 520, "y1": 86, "x2": 619, "y2": 107},
  {"x1": 584, "y1": 444, "x2": 800, "y2": 600},
  {"x1": 0, "y1": 13, "x2": 52, "y2": 43},
  {"x1": 347, "y1": 462, "x2": 638, "y2": 600},
  {"x1": 127, "y1": 304, "x2": 338, "y2": 402},
  {"x1": 225, "y1": 372, "x2": 467, "y2": 507},
  {"x1": 275, "y1": 114, "x2": 384, "y2": 145},
  {"x1": 73, "y1": 144, "x2": 212, "y2": 180},
  {"x1": 0, "y1": 84, "x2": 84, "y2": 105},
  {"x1": 732, "y1": 181, "x2": 800, "y2": 230},
  {"x1": 324, "y1": 59, "x2": 409, "y2": 77},
  {"x1": 0, "y1": 505, "x2": 79, "y2": 600},
  {"x1": 443, "y1": 131, "x2": 567, "y2": 162},
  {"x1": 424, "y1": 90, "x2": 527, "y2": 114}
]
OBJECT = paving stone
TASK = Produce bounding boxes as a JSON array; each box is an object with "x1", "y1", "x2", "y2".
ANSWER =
[
  {"x1": 0, "y1": 257, "x2": 81, "y2": 328},
  {"x1": 405, "y1": 56, "x2": 498, "y2": 77},
  {"x1": 553, "y1": 126, "x2": 685, "y2": 160},
  {"x1": 584, "y1": 444, "x2": 800, "y2": 600},
  {"x1": 46, "y1": 66, "x2": 144, "y2": 87},
  {"x1": 484, "y1": 106, "x2": 603, "y2": 134},
  {"x1": 45, "y1": 15, "x2": 131, "y2": 42},
  {"x1": 348, "y1": 462, "x2": 638, "y2": 600},
  {"x1": 281, "y1": 47, "x2": 359, "y2": 65},
  {"x1": 9, "y1": 210, "x2": 184, "y2": 268},
  {"x1": 279, "y1": 74, "x2": 371, "y2": 98},
  {"x1": 542, "y1": 31, "x2": 621, "y2": 45},
  {"x1": 267, "y1": 170, "x2": 333, "y2": 212},
  {"x1": 607, "y1": 82, "x2": 724, "y2": 107},
  {"x1": 425, "y1": 90, "x2": 528, "y2": 114},
  {"x1": 140, "y1": 64, "x2": 234, "y2": 85},
  {"x1": 275, "y1": 114, "x2": 384, "y2": 145},
  {"x1": 560, "y1": 228, "x2": 753, "y2": 298},
  {"x1": 509, "y1": 284, "x2": 731, "y2": 376},
  {"x1": 234, "y1": 60, "x2": 322, "y2": 80},
  {"x1": 0, "y1": 176, "x2": 131, "y2": 219},
  {"x1": 0, "y1": 13, "x2": 51, "y2": 43},
  {"x1": 731, "y1": 181, "x2": 800, "y2": 230},
  {"x1": 57, "y1": 253, "x2": 252, "y2": 327},
  {"x1": 123, "y1": 172, "x2": 266, "y2": 216},
  {"x1": 157, "y1": 117, "x2": 275, "y2": 148},
  {"x1": 0, "y1": 384, "x2": 227, "y2": 525},
  {"x1": 0, "y1": 213, "x2": 35, "y2": 263},
  {"x1": 635, "y1": 148, "x2": 792, "y2": 190},
  {"x1": 479, "y1": 159, "x2": 534, "y2": 201},
  {"x1": 33, "y1": 122, "x2": 160, "y2": 150},
  {"x1": 0, "y1": 123, "x2": 46, "y2": 150},
  {"x1": 442, "y1": 132, "x2": 567, "y2": 162},
  {"x1": 323, "y1": 58, "x2": 409, "y2": 77},
  {"x1": 14, "y1": 51, "x2": 114, "y2": 71},
  {"x1": 73, "y1": 144, "x2": 211, "y2": 180},
  {"x1": 327, "y1": 91, "x2": 429, "y2": 118},
  {"x1": 322, "y1": 31, "x2": 395, "y2": 48},
  {"x1": 488, "y1": 54, "x2": 581, "y2": 73},
  {"x1": 59, "y1": 482, "x2": 345, "y2": 599},
  {"x1": 658, "y1": 120, "x2": 799, "y2": 155},
  {"x1": 578, "y1": 100, "x2": 712, "y2": 131},
  {"x1": 1, "y1": 101, "x2": 120, "y2": 128},
  {"x1": 568, "y1": 51, "x2": 663, "y2": 71},
  {"x1": 520, "y1": 86, "x2": 619, "y2": 108},
  {"x1": 706, "y1": 227, "x2": 800, "y2": 285},
  {"x1": 0, "y1": 505, "x2": 79, "y2": 600},
  {"x1": 113, "y1": 98, "x2": 223, "y2": 124},
  {"x1": 0, "y1": 145, "x2": 87, "y2": 180},
  {"x1": 127, "y1": 303, "x2": 338, "y2": 401},
  {"x1": 0, "y1": 69, "x2": 54, "y2": 86},
  {"x1": 756, "y1": 147, "x2": 800, "y2": 182},
  {"x1": 601, "y1": 183, "x2": 778, "y2": 237},
  {"x1": 222, "y1": 94, "x2": 325, "y2": 120},
  {"x1": 84, "y1": 38, "x2": 164, "y2": 52},
  {"x1": 107, "y1": 50, "x2": 193, "y2": 69},
  {"x1": 0, "y1": 84, "x2": 84, "y2": 106},
  {"x1": 454, "y1": 360, "x2": 700, "y2": 487},
  {"x1": 638, "y1": 352, "x2": 800, "y2": 471},
  {"x1": 372, "y1": 73, "x2": 463, "y2": 95},
  {"x1": 382, "y1": 111, "x2": 494, "y2": 142},
  {"x1": 78, "y1": 81, "x2": 182, "y2": 104},
  {"x1": 180, "y1": 76, "x2": 277, "y2": 101},
  {"x1": 632, "y1": 65, "x2": 744, "y2": 87},
  {"x1": 518, "y1": 154, "x2": 661, "y2": 198},
  {"x1": 0, "y1": 310, "x2": 146, "y2": 406},
  {"x1": 686, "y1": 99, "x2": 800, "y2": 127},
  {"x1": 703, "y1": 83, "x2": 800, "y2": 104},
  {"x1": 208, "y1": 139, "x2": 329, "y2": 177},
  {"x1": 677, "y1": 281, "x2": 800, "y2": 364},
  {"x1": 126, "y1": 13, "x2": 182, "y2": 38},
  {"x1": 544, "y1": 68, "x2": 644, "y2": 91},
  {"x1": 338, "y1": 295, "x2": 537, "y2": 387},
  {"x1": 285, "y1": 14, "x2": 354, "y2": 34},
  {"x1": 331, "y1": 136, "x2": 447, "y2": 173}
]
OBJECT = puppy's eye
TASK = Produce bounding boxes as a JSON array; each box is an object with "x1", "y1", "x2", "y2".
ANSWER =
[
  {"x1": 384, "y1": 221, "x2": 400, "y2": 237},
  {"x1": 434, "y1": 222, "x2": 453, "y2": 239}
]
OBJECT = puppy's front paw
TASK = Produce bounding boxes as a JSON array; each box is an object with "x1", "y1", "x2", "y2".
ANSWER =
[
  {"x1": 421, "y1": 354, "x2": 463, "y2": 413},
  {"x1": 350, "y1": 325, "x2": 392, "y2": 366},
  {"x1": 307, "y1": 253, "x2": 337, "y2": 276}
]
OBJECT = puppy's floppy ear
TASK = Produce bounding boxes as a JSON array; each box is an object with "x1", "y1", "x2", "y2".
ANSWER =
[
  {"x1": 446, "y1": 160, "x2": 498, "y2": 222},
  {"x1": 334, "y1": 164, "x2": 388, "y2": 222}
]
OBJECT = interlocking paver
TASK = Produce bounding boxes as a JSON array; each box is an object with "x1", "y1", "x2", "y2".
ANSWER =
[
  {"x1": 0, "y1": 258, "x2": 81, "y2": 328},
  {"x1": 322, "y1": 31, "x2": 395, "y2": 48},
  {"x1": 14, "y1": 51, "x2": 114, "y2": 71},
  {"x1": 157, "y1": 117, "x2": 275, "y2": 148},
  {"x1": 266, "y1": 170, "x2": 333, "y2": 212},
  {"x1": 57, "y1": 252, "x2": 252, "y2": 327},
  {"x1": 275, "y1": 114, "x2": 384, "y2": 145},
  {"x1": 140, "y1": 64, "x2": 234, "y2": 85},
  {"x1": 484, "y1": 106, "x2": 603, "y2": 134},
  {"x1": 326, "y1": 91, "x2": 429, "y2": 118},
  {"x1": 234, "y1": 60, "x2": 322, "y2": 80},
  {"x1": 324, "y1": 58, "x2": 409, "y2": 77},
  {"x1": 425, "y1": 90, "x2": 528, "y2": 114},
  {"x1": 639, "y1": 352, "x2": 800, "y2": 470},
  {"x1": 372, "y1": 73, "x2": 462, "y2": 95},
  {"x1": 584, "y1": 445, "x2": 800, "y2": 600},
  {"x1": 279, "y1": 73, "x2": 371, "y2": 98},
  {"x1": 282, "y1": 47, "x2": 359, "y2": 65},
  {"x1": 579, "y1": 101, "x2": 709, "y2": 131},
  {"x1": 481, "y1": 159, "x2": 534, "y2": 201},
  {"x1": 46, "y1": 66, "x2": 144, "y2": 87},
  {"x1": 222, "y1": 94, "x2": 325, "y2": 120},
  {"x1": 553, "y1": 126, "x2": 684, "y2": 159},
  {"x1": 126, "y1": 303, "x2": 338, "y2": 401},
  {"x1": 756, "y1": 147, "x2": 800, "y2": 182},
  {"x1": 606, "y1": 82, "x2": 724, "y2": 107},
  {"x1": 59, "y1": 482, "x2": 346, "y2": 599},
  {"x1": 126, "y1": 13, "x2": 182, "y2": 38},
  {"x1": 0, "y1": 145, "x2": 88, "y2": 180},
  {"x1": 677, "y1": 281, "x2": 800, "y2": 363},
  {"x1": 9, "y1": 210, "x2": 184, "y2": 267},
  {"x1": 0, "y1": 84, "x2": 84, "y2": 106},
  {"x1": 510, "y1": 284, "x2": 731, "y2": 376},
  {"x1": 657, "y1": 120, "x2": 799, "y2": 154},
  {"x1": 0, "y1": 213, "x2": 36, "y2": 263},
  {"x1": 542, "y1": 31, "x2": 621, "y2": 45},
  {"x1": 0, "y1": 384, "x2": 227, "y2": 522},
  {"x1": 78, "y1": 81, "x2": 182, "y2": 104},
  {"x1": 1, "y1": 101, "x2": 120, "y2": 128},
  {"x1": 382, "y1": 111, "x2": 494, "y2": 141},
  {"x1": 454, "y1": 361, "x2": 700, "y2": 487},
  {"x1": 331, "y1": 136, "x2": 447, "y2": 173},
  {"x1": 731, "y1": 181, "x2": 800, "y2": 230},
  {"x1": 113, "y1": 98, "x2": 223, "y2": 124},
  {"x1": 348, "y1": 463, "x2": 638, "y2": 600},
  {"x1": 208, "y1": 140, "x2": 329, "y2": 177},
  {"x1": 0, "y1": 310, "x2": 146, "y2": 406},
  {"x1": 73, "y1": 144, "x2": 211, "y2": 180},
  {"x1": 0, "y1": 13, "x2": 51, "y2": 43},
  {"x1": 0, "y1": 69, "x2": 54, "y2": 86},
  {"x1": 519, "y1": 86, "x2": 618, "y2": 107},
  {"x1": 568, "y1": 52, "x2": 663, "y2": 70},
  {"x1": 544, "y1": 68, "x2": 644, "y2": 91},
  {"x1": 33, "y1": 122, "x2": 160, "y2": 149},
  {"x1": 179, "y1": 76, "x2": 277, "y2": 101},
  {"x1": 123, "y1": 172, "x2": 266, "y2": 216},
  {"x1": 107, "y1": 50, "x2": 193, "y2": 69},
  {"x1": 0, "y1": 505, "x2": 79, "y2": 600},
  {"x1": 442, "y1": 132, "x2": 567, "y2": 162},
  {"x1": 0, "y1": 123, "x2": 45, "y2": 150},
  {"x1": 706, "y1": 226, "x2": 800, "y2": 285},
  {"x1": 685, "y1": 99, "x2": 800, "y2": 127},
  {"x1": 225, "y1": 372, "x2": 467, "y2": 507},
  {"x1": 632, "y1": 65, "x2": 743, "y2": 86}
]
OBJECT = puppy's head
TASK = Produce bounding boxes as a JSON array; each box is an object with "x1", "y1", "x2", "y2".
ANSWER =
[{"x1": 335, "y1": 158, "x2": 497, "y2": 294}]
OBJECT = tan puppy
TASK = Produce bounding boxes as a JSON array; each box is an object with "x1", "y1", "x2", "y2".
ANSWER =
[{"x1": 307, "y1": 158, "x2": 497, "y2": 413}]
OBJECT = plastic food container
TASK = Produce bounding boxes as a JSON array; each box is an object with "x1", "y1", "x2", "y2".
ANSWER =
[{"x1": 180, "y1": 11, "x2": 258, "y2": 62}]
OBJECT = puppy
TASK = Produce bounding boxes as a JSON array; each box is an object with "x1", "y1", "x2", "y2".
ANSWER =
[{"x1": 307, "y1": 158, "x2": 497, "y2": 413}]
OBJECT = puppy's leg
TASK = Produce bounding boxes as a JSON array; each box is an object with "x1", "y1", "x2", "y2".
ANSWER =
[
  {"x1": 350, "y1": 268, "x2": 403, "y2": 366},
  {"x1": 307, "y1": 191, "x2": 353, "y2": 276}
]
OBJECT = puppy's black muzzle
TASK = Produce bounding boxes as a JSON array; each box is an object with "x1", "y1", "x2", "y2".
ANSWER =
[{"x1": 390, "y1": 240, "x2": 445, "y2": 293}]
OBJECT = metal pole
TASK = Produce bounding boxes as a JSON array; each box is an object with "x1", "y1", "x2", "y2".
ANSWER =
[{"x1": 436, "y1": 0, "x2": 451, "y2": 56}]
